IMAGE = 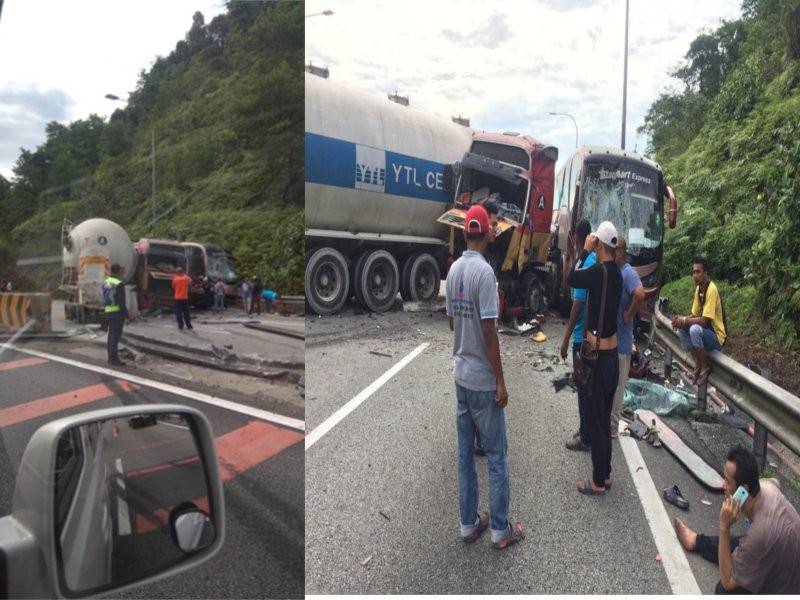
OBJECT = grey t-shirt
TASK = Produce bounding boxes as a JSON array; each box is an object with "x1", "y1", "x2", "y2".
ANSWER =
[
  {"x1": 445, "y1": 250, "x2": 499, "y2": 392},
  {"x1": 732, "y1": 479, "x2": 800, "y2": 593}
]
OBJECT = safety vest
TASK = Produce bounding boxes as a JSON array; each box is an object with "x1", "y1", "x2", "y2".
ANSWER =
[{"x1": 103, "y1": 276, "x2": 122, "y2": 313}]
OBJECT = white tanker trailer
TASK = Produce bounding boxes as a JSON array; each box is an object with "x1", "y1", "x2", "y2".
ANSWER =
[
  {"x1": 305, "y1": 72, "x2": 474, "y2": 314},
  {"x1": 60, "y1": 218, "x2": 138, "y2": 322}
]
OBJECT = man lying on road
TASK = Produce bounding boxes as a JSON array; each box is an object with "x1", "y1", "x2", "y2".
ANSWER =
[
  {"x1": 446, "y1": 203, "x2": 524, "y2": 550},
  {"x1": 674, "y1": 445, "x2": 800, "y2": 594}
]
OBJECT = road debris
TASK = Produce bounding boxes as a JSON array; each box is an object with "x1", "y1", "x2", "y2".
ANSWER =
[
  {"x1": 701, "y1": 498, "x2": 712, "y2": 506},
  {"x1": 379, "y1": 511, "x2": 391, "y2": 521},
  {"x1": 655, "y1": 554, "x2": 662, "y2": 562},
  {"x1": 552, "y1": 372, "x2": 575, "y2": 393},
  {"x1": 361, "y1": 555, "x2": 373, "y2": 567},
  {"x1": 369, "y1": 350, "x2": 393, "y2": 358}
]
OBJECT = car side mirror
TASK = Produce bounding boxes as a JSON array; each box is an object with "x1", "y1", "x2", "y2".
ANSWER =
[
  {"x1": 0, "y1": 405, "x2": 224, "y2": 599},
  {"x1": 667, "y1": 185, "x2": 678, "y2": 229}
]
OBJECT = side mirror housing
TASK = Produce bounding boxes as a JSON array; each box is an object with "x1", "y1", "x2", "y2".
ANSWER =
[
  {"x1": 443, "y1": 162, "x2": 460, "y2": 194},
  {"x1": 0, "y1": 404, "x2": 225, "y2": 599},
  {"x1": 667, "y1": 185, "x2": 678, "y2": 229}
]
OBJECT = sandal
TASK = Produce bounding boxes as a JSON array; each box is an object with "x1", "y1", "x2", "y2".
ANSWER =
[
  {"x1": 577, "y1": 479, "x2": 607, "y2": 496},
  {"x1": 463, "y1": 511, "x2": 489, "y2": 543},
  {"x1": 493, "y1": 522, "x2": 525, "y2": 549}
]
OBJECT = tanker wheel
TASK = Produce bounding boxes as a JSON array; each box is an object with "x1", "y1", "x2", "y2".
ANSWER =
[
  {"x1": 352, "y1": 251, "x2": 370, "y2": 308},
  {"x1": 407, "y1": 253, "x2": 441, "y2": 302},
  {"x1": 305, "y1": 247, "x2": 350, "y2": 316},
  {"x1": 356, "y1": 249, "x2": 400, "y2": 313},
  {"x1": 399, "y1": 253, "x2": 419, "y2": 301}
]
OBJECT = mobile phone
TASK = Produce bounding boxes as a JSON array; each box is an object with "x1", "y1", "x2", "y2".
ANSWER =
[{"x1": 732, "y1": 485, "x2": 749, "y2": 508}]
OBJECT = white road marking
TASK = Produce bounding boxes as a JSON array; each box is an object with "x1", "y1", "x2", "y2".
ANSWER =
[
  {"x1": 0, "y1": 343, "x2": 304, "y2": 432},
  {"x1": 618, "y1": 420, "x2": 702, "y2": 594},
  {"x1": 305, "y1": 342, "x2": 429, "y2": 451},
  {"x1": 115, "y1": 458, "x2": 131, "y2": 535}
]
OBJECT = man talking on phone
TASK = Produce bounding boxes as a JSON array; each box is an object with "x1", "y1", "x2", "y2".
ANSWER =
[
  {"x1": 673, "y1": 445, "x2": 800, "y2": 594},
  {"x1": 446, "y1": 204, "x2": 524, "y2": 550}
]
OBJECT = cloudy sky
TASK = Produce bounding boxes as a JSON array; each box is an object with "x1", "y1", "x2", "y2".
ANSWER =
[
  {"x1": 0, "y1": 0, "x2": 227, "y2": 179},
  {"x1": 305, "y1": 0, "x2": 743, "y2": 170}
]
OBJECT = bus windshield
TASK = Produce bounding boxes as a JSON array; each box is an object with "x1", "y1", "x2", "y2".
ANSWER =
[
  {"x1": 207, "y1": 249, "x2": 237, "y2": 283},
  {"x1": 580, "y1": 160, "x2": 662, "y2": 259}
]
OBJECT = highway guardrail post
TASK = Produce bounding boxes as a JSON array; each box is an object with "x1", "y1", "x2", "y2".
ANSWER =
[
  {"x1": 663, "y1": 346, "x2": 672, "y2": 380},
  {"x1": 697, "y1": 380, "x2": 707, "y2": 412}
]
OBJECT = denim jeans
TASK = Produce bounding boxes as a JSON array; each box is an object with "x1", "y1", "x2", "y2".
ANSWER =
[
  {"x1": 679, "y1": 324, "x2": 721, "y2": 351},
  {"x1": 175, "y1": 299, "x2": 192, "y2": 329},
  {"x1": 455, "y1": 383, "x2": 509, "y2": 542},
  {"x1": 213, "y1": 294, "x2": 225, "y2": 312}
]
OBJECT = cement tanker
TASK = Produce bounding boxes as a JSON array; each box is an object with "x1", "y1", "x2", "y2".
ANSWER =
[{"x1": 305, "y1": 72, "x2": 474, "y2": 314}]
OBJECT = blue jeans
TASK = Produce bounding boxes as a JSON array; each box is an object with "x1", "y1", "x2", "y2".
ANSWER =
[
  {"x1": 678, "y1": 324, "x2": 721, "y2": 351},
  {"x1": 456, "y1": 383, "x2": 510, "y2": 542}
]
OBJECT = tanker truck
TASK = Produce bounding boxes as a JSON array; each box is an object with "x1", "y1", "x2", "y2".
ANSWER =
[
  {"x1": 60, "y1": 218, "x2": 138, "y2": 323},
  {"x1": 305, "y1": 72, "x2": 559, "y2": 321}
]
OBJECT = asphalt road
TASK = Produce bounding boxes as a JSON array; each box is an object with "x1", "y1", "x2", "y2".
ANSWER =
[
  {"x1": 0, "y1": 345, "x2": 303, "y2": 599},
  {"x1": 305, "y1": 306, "x2": 753, "y2": 595}
]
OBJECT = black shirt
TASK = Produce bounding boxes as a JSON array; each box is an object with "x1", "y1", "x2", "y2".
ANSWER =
[{"x1": 567, "y1": 251, "x2": 622, "y2": 338}]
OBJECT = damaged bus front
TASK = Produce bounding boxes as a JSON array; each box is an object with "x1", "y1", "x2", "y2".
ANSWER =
[{"x1": 439, "y1": 132, "x2": 558, "y2": 323}]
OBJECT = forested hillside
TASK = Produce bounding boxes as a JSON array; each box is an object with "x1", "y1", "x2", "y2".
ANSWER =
[
  {"x1": 640, "y1": 0, "x2": 800, "y2": 359},
  {"x1": 0, "y1": 1, "x2": 303, "y2": 293}
]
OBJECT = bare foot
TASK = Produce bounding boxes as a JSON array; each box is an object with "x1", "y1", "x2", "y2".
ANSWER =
[{"x1": 674, "y1": 517, "x2": 697, "y2": 551}]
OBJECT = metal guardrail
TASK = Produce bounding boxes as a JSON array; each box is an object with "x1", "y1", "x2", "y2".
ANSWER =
[{"x1": 652, "y1": 300, "x2": 800, "y2": 469}]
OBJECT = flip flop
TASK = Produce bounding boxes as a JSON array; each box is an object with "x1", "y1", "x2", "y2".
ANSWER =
[
  {"x1": 463, "y1": 511, "x2": 490, "y2": 543},
  {"x1": 577, "y1": 479, "x2": 606, "y2": 496},
  {"x1": 493, "y1": 522, "x2": 525, "y2": 549}
]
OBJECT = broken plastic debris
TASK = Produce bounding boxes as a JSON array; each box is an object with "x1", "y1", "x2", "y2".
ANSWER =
[
  {"x1": 655, "y1": 554, "x2": 662, "y2": 562},
  {"x1": 701, "y1": 498, "x2": 712, "y2": 506},
  {"x1": 361, "y1": 555, "x2": 373, "y2": 566},
  {"x1": 530, "y1": 331, "x2": 547, "y2": 343}
]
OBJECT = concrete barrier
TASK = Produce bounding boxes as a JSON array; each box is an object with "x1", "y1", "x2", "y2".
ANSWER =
[{"x1": 0, "y1": 293, "x2": 52, "y2": 333}]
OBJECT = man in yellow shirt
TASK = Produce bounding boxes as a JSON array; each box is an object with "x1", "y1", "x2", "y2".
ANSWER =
[{"x1": 671, "y1": 256, "x2": 727, "y2": 384}]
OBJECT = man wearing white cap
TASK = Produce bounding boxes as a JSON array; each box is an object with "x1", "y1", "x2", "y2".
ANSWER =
[{"x1": 567, "y1": 221, "x2": 623, "y2": 496}]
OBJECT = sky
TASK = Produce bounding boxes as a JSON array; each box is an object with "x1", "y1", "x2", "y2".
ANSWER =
[
  {"x1": 0, "y1": 0, "x2": 227, "y2": 179},
  {"x1": 305, "y1": 0, "x2": 743, "y2": 171}
]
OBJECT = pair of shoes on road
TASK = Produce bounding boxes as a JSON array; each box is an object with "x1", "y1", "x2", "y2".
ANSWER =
[
  {"x1": 663, "y1": 485, "x2": 690, "y2": 509},
  {"x1": 463, "y1": 514, "x2": 525, "y2": 550},
  {"x1": 566, "y1": 433, "x2": 590, "y2": 452}
]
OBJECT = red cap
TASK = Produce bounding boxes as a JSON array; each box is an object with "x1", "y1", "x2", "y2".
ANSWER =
[{"x1": 464, "y1": 204, "x2": 489, "y2": 234}]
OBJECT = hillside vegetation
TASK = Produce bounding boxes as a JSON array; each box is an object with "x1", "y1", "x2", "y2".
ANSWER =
[
  {"x1": 640, "y1": 0, "x2": 800, "y2": 354},
  {"x1": 0, "y1": 1, "x2": 303, "y2": 293}
]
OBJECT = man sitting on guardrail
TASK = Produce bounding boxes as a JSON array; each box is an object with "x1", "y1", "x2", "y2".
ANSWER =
[
  {"x1": 670, "y1": 255, "x2": 727, "y2": 385},
  {"x1": 674, "y1": 445, "x2": 800, "y2": 594}
]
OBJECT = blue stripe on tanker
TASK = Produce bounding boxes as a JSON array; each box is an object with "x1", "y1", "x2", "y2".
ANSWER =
[{"x1": 305, "y1": 132, "x2": 450, "y2": 203}]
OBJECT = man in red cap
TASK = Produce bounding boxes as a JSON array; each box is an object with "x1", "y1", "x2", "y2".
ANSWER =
[{"x1": 445, "y1": 203, "x2": 524, "y2": 549}]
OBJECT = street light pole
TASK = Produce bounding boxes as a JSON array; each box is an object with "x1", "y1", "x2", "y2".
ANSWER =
[
  {"x1": 621, "y1": 0, "x2": 629, "y2": 150},
  {"x1": 548, "y1": 112, "x2": 579, "y2": 149},
  {"x1": 305, "y1": 9, "x2": 333, "y2": 18}
]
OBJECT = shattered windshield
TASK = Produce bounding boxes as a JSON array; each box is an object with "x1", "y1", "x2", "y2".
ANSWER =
[
  {"x1": 580, "y1": 160, "x2": 662, "y2": 258},
  {"x1": 207, "y1": 250, "x2": 236, "y2": 283}
]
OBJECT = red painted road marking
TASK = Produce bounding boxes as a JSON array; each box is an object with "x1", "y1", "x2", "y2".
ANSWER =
[
  {"x1": 215, "y1": 420, "x2": 304, "y2": 482},
  {"x1": 0, "y1": 379, "x2": 140, "y2": 428},
  {"x1": 130, "y1": 420, "x2": 303, "y2": 534},
  {"x1": 0, "y1": 357, "x2": 48, "y2": 372}
]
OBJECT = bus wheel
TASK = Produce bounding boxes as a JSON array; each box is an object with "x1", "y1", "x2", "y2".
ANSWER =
[
  {"x1": 407, "y1": 253, "x2": 440, "y2": 302},
  {"x1": 526, "y1": 278, "x2": 548, "y2": 316},
  {"x1": 305, "y1": 247, "x2": 350, "y2": 316},
  {"x1": 356, "y1": 250, "x2": 399, "y2": 313}
]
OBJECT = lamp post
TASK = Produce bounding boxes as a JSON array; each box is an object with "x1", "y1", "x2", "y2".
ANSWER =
[
  {"x1": 621, "y1": 0, "x2": 629, "y2": 150},
  {"x1": 104, "y1": 93, "x2": 156, "y2": 226},
  {"x1": 305, "y1": 9, "x2": 333, "y2": 18},
  {"x1": 548, "y1": 112, "x2": 579, "y2": 149}
]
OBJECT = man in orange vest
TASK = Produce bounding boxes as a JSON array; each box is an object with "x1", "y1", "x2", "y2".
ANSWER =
[{"x1": 172, "y1": 267, "x2": 193, "y2": 331}]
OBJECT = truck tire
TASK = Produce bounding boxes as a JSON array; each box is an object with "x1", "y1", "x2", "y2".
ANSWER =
[
  {"x1": 355, "y1": 249, "x2": 400, "y2": 313},
  {"x1": 352, "y1": 251, "x2": 370, "y2": 307},
  {"x1": 407, "y1": 253, "x2": 440, "y2": 302},
  {"x1": 305, "y1": 247, "x2": 350, "y2": 316},
  {"x1": 399, "y1": 253, "x2": 419, "y2": 301},
  {"x1": 525, "y1": 277, "x2": 548, "y2": 316}
]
